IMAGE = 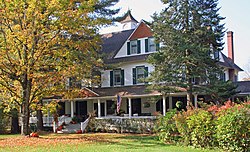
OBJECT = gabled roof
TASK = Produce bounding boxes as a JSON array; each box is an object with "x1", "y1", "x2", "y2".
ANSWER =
[
  {"x1": 101, "y1": 29, "x2": 134, "y2": 62},
  {"x1": 219, "y1": 53, "x2": 243, "y2": 71}
]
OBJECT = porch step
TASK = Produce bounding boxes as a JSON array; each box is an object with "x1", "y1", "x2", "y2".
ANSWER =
[{"x1": 61, "y1": 123, "x2": 81, "y2": 133}]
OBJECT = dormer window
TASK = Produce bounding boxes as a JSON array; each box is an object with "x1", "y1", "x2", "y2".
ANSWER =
[
  {"x1": 145, "y1": 37, "x2": 159, "y2": 52},
  {"x1": 127, "y1": 40, "x2": 141, "y2": 55},
  {"x1": 131, "y1": 40, "x2": 137, "y2": 54}
]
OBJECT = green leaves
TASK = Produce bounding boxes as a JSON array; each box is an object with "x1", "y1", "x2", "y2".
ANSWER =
[{"x1": 0, "y1": 0, "x2": 119, "y2": 134}]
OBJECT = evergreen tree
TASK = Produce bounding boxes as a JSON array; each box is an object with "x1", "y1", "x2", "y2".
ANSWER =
[{"x1": 148, "y1": 0, "x2": 228, "y2": 106}]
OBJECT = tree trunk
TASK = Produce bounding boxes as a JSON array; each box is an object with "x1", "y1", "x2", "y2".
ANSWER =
[
  {"x1": 37, "y1": 101, "x2": 44, "y2": 131},
  {"x1": 187, "y1": 78, "x2": 193, "y2": 108},
  {"x1": 11, "y1": 108, "x2": 20, "y2": 134},
  {"x1": 21, "y1": 102, "x2": 30, "y2": 135}
]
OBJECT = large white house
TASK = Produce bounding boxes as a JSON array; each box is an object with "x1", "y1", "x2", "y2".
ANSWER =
[{"x1": 51, "y1": 11, "x2": 243, "y2": 122}]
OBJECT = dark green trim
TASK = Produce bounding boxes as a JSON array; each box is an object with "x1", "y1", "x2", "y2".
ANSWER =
[
  {"x1": 133, "y1": 68, "x2": 136, "y2": 84},
  {"x1": 127, "y1": 42, "x2": 131, "y2": 55},
  {"x1": 121, "y1": 69, "x2": 125, "y2": 85},
  {"x1": 110, "y1": 71, "x2": 113, "y2": 86},
  {"x1": 137, "y1": 40, "x2": 141, "y2": 54},
  {"x1": 145, "y1": 39, "x2": 149, "y2": 52}
]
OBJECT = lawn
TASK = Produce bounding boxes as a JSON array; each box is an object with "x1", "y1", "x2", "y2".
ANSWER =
[{"x1": 0, "y1": 133, "x2": 219, "y2": 152}]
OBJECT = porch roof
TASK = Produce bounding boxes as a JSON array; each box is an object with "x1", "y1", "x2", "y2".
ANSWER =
[
  {"x1": 235, "y1": 81, "x2": 250, "y2": 95},
  {"x1": 93, "y1": 85, "x2": 159, "y2": 97}
]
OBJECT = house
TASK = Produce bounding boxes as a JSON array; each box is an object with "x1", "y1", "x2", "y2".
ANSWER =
[{"x1": 44, "y1": 10, "x2": 243, "y2": 123}]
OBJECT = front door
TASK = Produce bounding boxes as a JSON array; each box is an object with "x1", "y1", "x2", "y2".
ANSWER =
[
  {"x1": 76, "y1": 101, "x2": 87, "y2": 116},
  {"x1": 94, "y1": 103, "x2": 105, "y2": 117}
]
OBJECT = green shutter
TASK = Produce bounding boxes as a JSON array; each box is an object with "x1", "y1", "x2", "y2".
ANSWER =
[
  {"x1": 110, "y1": 71, "x2": 113, "y2": 86},
  {"x1": 145, "y1": 39, "x2": 149, "y2": 52},
  {"x1": 137, "y1": 40, "x2": 141, "y2": 54},
  {"x1": 144, "y1": 67, "x2": 148, "y2": 77},
  {"x1": 144, "y1": 67, "x2": 149, "y2": 84},
  {"x1": 121, "y1": 70, "x2": 124, "y2": 85},
  {"x1": 156, "y1": 43, "x2": 160, "y2": 51},
  {"x1": 127, "y1": 42, "x2": 130, "y2": 55},
  {"x1": 132, "y1": 68, "x2": 136, "y2": 84}
]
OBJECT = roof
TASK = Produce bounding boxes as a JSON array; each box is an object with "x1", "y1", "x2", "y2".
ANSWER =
[
  {"x1": 219, "y1": 53, "x2": 243, "y2": 71},
  {"x1": 235, "y1": 81, "x2": 250, "y2": 94},
  {"x1": 105, "y1": 54, "x2": 150, "y2": 64},
  {"x1": 101, "y1": 29, "x2": 134, "y2": 62},
  {"x1": 93, "y1": 85, "x2": 159, "y2": 97},
  {"x1": 117, "y1": 10, "x2": 138, "y2": 24}
]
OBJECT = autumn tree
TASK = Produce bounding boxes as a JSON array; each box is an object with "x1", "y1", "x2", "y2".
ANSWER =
[
  {"x1": 0, "y1": 0, "x2": 119, "y2": 135},
  {"x1": 148, "y1": 0, "x2": 226, "y2": 106}
]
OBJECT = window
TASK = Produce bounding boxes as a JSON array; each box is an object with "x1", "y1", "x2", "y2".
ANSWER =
[
  {"x1": 130, "y1": 40, "x2": 137, "y2": 54},
  {"x1": 220, "y1": 73, "x2": 226, "y2": 81},
  {"x1": 127, "y1": 40, "x2": 141, "y2": 55},
  {"x1": 133, "y1": 66, "x2": 148, "y2": 84},
  {"x1": 110, "y1": 69, "x2": 124, "y2": 86},
  {"x1": 145, "y1": 37, "x2": 159, "y2": 52},
  {"x1": 214, "y1": 51, "x2": 219, "y2": 60},
  {"x1": 114, "y1": 70, "x2": 122, "y2": 85},
  {"x1": 106, "y1": 100, "x2": 116, "y2": 115}
]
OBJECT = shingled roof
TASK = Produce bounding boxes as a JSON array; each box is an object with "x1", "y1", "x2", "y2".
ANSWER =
[
  {"x1": 219, "y1": 53, "x2": 243, "y2": 71},
  {"x1": 101, "y1": 29, "x2": 134, "y2": 63},
  {"x1": 235, "y1": 81, "x2": 250, "y2": 94}
]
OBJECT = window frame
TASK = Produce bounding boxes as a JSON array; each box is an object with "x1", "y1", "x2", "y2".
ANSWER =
[
  {"x1": 130, "y1": 40, "x2": 137, "y2": 54},
  {"x1": 113, "y1": 69, "x2": 122, "y2": 86}
]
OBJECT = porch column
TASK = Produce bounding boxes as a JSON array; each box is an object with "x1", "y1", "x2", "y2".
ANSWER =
[
  {"x1": 70, "y1": 101, "x2": 74, "y2": 118},
  {"x1": 162, "y1": 95, "x2": 166, "y2": 116},
  {"x1": 194, "y1": 94, "x2": 198, "y2": 108},
  {"x1": 128, "y1": 98, "x2": 132, "y2": 118},
  {"x1": 98, "y1": 99, "x2": 101, "y2": 118},
  {"x1": 169, "y1": 96, "x2": 173, "y2": 109},
  {"x1": 104, "y1": 100, "x2": 107, "y2": 117}
]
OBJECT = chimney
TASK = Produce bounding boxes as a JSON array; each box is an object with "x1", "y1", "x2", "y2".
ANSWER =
[{"x1": 227, "y1": 31, "x2": 234, "y2": 63}]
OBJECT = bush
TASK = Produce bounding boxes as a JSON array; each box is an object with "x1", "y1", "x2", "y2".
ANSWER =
[
  {"x1": 173, "y1": 109, "x2": 196, "y2": 145},
  {"x1": 155, "y1": 109, "x2": 179, "y2": 142},
  {"x1": 215, "y1": 106, "x2": 250, "y2": 152},
  {"x1": 186, "y1": 109, "x2": 215, "y2": 148}
]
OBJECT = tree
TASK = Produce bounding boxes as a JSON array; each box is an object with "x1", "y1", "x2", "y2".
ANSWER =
[
  {"x1": 148, "y1": 0, "x2": 226, "y2": 106},
  {"x1": 0, "y1": 0, "x2": 119, "y2": 135}
]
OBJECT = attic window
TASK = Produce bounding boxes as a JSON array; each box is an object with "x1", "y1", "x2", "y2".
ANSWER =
[
  {"x1": 145, "y1": 37, "x2": 159, "y2": 52},
  {"x1": 131, "y1": 40, "x2": 137, "y2": 54},
  {"x1": 127, "y1": 40, "x2": 141, "y2": 55}
]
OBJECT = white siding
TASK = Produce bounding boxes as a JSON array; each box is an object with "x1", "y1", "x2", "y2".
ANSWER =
[
  {"x1": 115, "y1": 38, "x2": 155, "y2": 58},
  {"x1": 101, "y1": 61, "x2": 154, "y2": 87}
]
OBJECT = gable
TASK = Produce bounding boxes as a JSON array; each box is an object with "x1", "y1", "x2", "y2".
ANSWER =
[{"x1": 129, "y1": 22, "x2": 153, "y2": 40}]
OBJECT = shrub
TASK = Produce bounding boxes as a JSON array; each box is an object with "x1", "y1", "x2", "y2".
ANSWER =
[
  {"x1": 186, "y1": 109, "x2": 215, "y2": 148},
  {"x1": 173, "y1": 109, "x2": 197, "y2": 145},
  {"x1": 215, "y1": 106, "x2": 250, "y2": 152},
  {"x1": 155, "y1": 109, "x2": 179, "y2": 142}
]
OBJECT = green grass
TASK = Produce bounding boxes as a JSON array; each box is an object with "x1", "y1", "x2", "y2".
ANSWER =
[{"x1": 0, "y1": 133, "x2": 219, "y2": 152}]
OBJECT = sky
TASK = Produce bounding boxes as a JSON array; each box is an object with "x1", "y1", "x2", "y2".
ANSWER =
[{"x1": 100, "y1": 0, "x2": 250, "y2": 80}]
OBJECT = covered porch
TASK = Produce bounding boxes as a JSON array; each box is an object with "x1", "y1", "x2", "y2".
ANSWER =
[{"x1": 55, "y1": 85, "x2": 203, "y2": 119}]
